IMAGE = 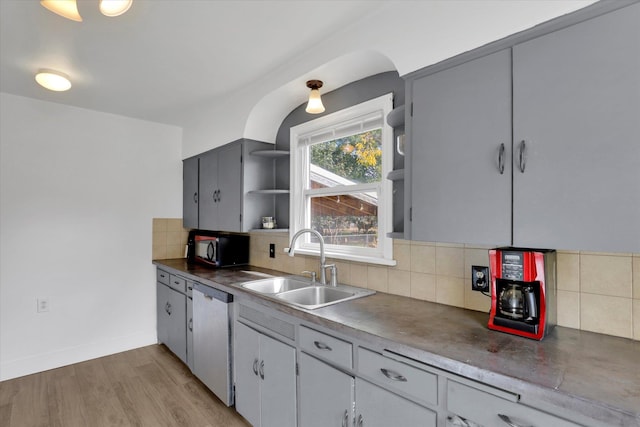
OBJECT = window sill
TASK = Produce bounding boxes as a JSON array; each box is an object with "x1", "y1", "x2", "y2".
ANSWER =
[{"x1": 283, "y1": 247, "x2": 397, "y2": 267}]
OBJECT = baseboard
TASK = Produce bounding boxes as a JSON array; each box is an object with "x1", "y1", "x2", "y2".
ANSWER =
[{"x1": 0, "y1": 331, "x2": 158, "y2": 381}]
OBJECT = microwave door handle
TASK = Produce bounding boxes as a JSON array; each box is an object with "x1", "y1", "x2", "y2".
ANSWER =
[
  {"x1": 207, "y1": 241, "x2": 215, "y2": 261},
  {"x1": 213, "y1": 239, "x2": 218, "y2": 263}
]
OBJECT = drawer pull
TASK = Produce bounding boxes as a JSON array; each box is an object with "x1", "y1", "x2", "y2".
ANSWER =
[
  {"x1": 498, "y1": 414, "x2": 532, "y2": 427},
  {"x1": 380, "y1": 368, "x2": 407, "y2": 382},
  {"x1": 313, "y1": 340, "x2": 332, "y2": 351}
]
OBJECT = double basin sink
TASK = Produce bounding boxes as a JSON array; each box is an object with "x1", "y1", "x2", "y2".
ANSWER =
[{"x1": 239, "y1": 276, "x2": 375, "y2": 310}]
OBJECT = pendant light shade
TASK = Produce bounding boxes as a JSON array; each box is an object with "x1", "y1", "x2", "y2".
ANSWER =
[
  {"x1": 35, "y1": 69, "x2": 72, "y2": 91},
  {"x1": 40, "y1": 0, "x2": 82, "y2": 22},
  {"x1": 305, "y1": 80, "x2": 325, "y2": 114},
  {"x1": 99, "y1": 0, "x2": 133, "y2": 17}
]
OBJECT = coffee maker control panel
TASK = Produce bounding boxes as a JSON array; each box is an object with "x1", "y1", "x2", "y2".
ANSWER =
[{"x1": 502, "y1": 251, "x2": 524, "y2": 280}]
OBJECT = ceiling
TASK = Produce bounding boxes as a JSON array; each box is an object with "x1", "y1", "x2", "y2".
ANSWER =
[{"x1": 0, "y1": 0, "x2": 390, "y2": 125}]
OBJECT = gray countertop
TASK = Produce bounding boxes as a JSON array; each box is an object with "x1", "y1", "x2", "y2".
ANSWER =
[{"x1": 154, "y1": 259, "x2": 640, "y2": 426}]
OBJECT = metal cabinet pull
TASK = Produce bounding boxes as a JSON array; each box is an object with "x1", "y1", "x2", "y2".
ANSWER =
[
  {"x1": 357, "y1": 414, "x2": 364, "y2": 427},
  {"x1": 313, "y1": 340, "x2": 332, "y2": 351},
  {"x1": 259, "y1": 360, "x2": 265, "y2": 380},
  {"x1": 341, "y1": 410, "x2": 348, "y2": 427},
  {"x1": 165, "y1": 302, "x2": 172, "y2": 315},
  {"x1": 518, "y1": 140, "x2": 527, "y2": 173},
  {"x1": 252, "y1": 358, "x2": 259, "y2": 376},
  {"x1": 193, "y1": 192, "x2": 198, "y2": 203},
  {"x1": 188, "y1": 318, "x2": 193, "y2": 332},
  {"x1": 498, "y1": 414, "x2": 532, "y2": 427},
  {"x1": 380, "y1": 368, "x2": 407, "y2": 382},
  {"x1": 497, "y1": 143, "x2": 505, "y2": 175},
  {"x1": 217, "y1": 189, "x2": 221, "y2": 202}
]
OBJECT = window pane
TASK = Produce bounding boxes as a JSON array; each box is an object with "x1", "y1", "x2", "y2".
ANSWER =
[
  {"x1": 309, "y1": 192, "x2": 378, "y2": 248},
  {"x1": 309, "y1": 129, "x2": 382, "y2": 186}
]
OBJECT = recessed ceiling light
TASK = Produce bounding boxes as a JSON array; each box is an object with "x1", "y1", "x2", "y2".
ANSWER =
[
  {"x1": 35, "y1": 69, "x2": 72, "y2": 92},
  {"x1": 99, "y1": 0, "x2": 133, "y2": 17},
  {"x1": 40, "y1": 0, "x2": 83, "y2": 22}
]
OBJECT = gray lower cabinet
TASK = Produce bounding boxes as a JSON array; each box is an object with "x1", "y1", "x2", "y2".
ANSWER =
[
  {"x1": 511, "y1": 2, "x2": 640, "y2": 252},
  {"x1": 156, "y1": 281, "x2": 187, "y2": 363},
  {"x1": 408, "y1": 2, "x2": 640, "y2": 252},
  {"x1": 235, "y1": 321, "x2": 297, "y2": 427},
  {"x1": 298, "y1": 352, "x2": 354, "y2": 427}
]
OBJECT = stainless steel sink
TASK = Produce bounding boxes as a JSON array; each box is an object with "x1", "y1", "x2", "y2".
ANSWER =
[
  {"x1": 239, "y1": 276, "x2": 375, "y2": 309},
  {"x1": 275, "y1": 286, "x2": 355, "y2": 309},
  {"x1": 241, "y1": 277, "x2": 311, "y2": 294}
]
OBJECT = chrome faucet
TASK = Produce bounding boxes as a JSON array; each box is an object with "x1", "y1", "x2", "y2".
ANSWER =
[{"x1": 287, "y1": 228, "x2": 337, "y2": 286}]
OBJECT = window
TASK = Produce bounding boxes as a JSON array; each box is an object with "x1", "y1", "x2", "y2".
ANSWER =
[{"x1": 289, "y1": 93, "x2": 395, "y2": 265}]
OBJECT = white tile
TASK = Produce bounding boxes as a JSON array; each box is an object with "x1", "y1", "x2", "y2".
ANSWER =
[
  {"x1": 557, "y1": 253, "x2": 580, "y2": 292},
  {"x1": 580, "y1": 294, "x2": 632, "y2": 339},
  {"x1": 556, "y1": 290, "x2": 580, "y2": 329},
  {"x1": 580, "y1": 254, "x2": 632, "y2": 298}
]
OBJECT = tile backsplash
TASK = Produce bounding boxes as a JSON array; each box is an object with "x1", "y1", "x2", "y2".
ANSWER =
[{"x1": 151, "y1": 222, "x2": 638, "y2": 341}]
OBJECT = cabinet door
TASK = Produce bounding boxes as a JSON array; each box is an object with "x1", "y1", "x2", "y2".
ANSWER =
[
  {"x1": 234, "y1": 322, "x2": 261, "y2": 427},
  {"x1": 163, "y1": 285, "x2": 187, "y2": 363},
  {"x1": 199, "y1": 149, "x2": 219, "y2": 231},
  {"x1": 512, "y1": 4, "x2": 640, "y2": 252},
  {"x1": 156, "y1": 282, "x2": 170, "y2": 345},
  {"x1": 183, "y1": 156, "x2": 199, "y2": 229},
  {"x1": 216, "y1": 142, "x2": 243, "y2": 232},
  {"x1": 299, "y1": 352, "x2": 354, "y2": 427},
  {"x1": 260, "y1": 333, "x2": 296, "y2": 427},
  {"x1": 410, "y1": 49, "x2": 512, "y2": 245},
  {"x1": 355, "y1": 378, "x2": 436, "y2": 427}
]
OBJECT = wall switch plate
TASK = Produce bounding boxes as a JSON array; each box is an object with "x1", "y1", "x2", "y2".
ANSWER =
[
  {"x1": 471, "y1": 266, "x2": 490, "y2": 292},
  {"x1": 37, "y1": 298, "x2": 50, "y2": 313},
  {"x1": 269, "y1": 243, "x2": 275, "y2": 258}
]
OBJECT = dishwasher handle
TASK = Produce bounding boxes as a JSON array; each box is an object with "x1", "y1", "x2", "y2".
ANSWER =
[{"x1": 193, "y1": 283, "x2": 233, "y2": 303}]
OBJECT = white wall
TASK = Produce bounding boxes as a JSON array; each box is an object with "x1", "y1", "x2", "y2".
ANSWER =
[{"x1": 0, "y1": 93, "x2": 183, "y2": 380}]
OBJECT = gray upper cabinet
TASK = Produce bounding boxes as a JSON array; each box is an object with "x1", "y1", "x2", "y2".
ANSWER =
[
  {"x1": 512, "y1": 3, "x2": 640, "y2": 252},
  {"x1": 183, "y1": 139, "x2": 275, "y2": 232},
  {"x1": 410, "y1": 49, "x2": 512, "y2": 246},
  {"x1": 183, "y1": 156, "x2": 199, "y2": 229},
  {"x1": 408, "y1": 2, "x2": 639, "y2": 252}
]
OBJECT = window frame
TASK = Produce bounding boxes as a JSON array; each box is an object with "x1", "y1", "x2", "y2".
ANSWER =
[{"x1": 289, "y1": 93, "x2": 395, "y2": 266}]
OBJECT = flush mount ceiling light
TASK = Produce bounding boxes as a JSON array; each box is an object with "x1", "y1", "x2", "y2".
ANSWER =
[
  {"x1": 99, "y1": 0, "x2": 133, "y2": 17},
  {"x1": 40, "y1": 0, "x2": 82, "y2": 22},
  {"x1": 35, "y1": 69, "x2": 72, "y2": 91},
  {"x1": 305, "y1": 80, "x2": 325, "y2": 114},
  {"x1": 40, "y1": 0, "x2": 133, "y2": 20}
]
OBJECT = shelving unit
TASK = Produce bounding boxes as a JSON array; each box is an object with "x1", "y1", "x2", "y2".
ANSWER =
[
  {"x1": 247, "y1": 148, "x2": 291, "y2": 229},
  {"x1": 250, "y1": 150, "x2": 290, "y2": 158},
  {"x1": 247, "y1": 189, "x2": 290, "y2": 195}
]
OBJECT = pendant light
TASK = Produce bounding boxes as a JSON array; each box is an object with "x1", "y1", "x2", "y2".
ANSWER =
[
  {"x1": 35, "y1": 69, "x2": 72, "y2": 91},
  {"x1": 99, "y1": 0, "x2": 133, "y2": 17},
  {"x1": 305, "y1": 80, "x2": 325, "y2": 114}
]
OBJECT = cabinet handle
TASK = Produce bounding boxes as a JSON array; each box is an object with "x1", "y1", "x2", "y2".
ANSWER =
[
  {"x1": 217, "y1": 189, "x2": 221, "y2": 202},
  {"x1": 188, "y1": 318, "x2": 193, "y2": 332},
  {"x1": 342, "y1": 409, "x2": 348, "y2": 427},
  {"x1": 497, "y1": 143, "x2": 505, "y2": 175},
  {"x1": 518, "y1": 140, "x2": 527, "y2": 173},
  {"x1": 380, "y1": 368, "x2": 407, "y2": 382},
  {"x1": 498, "y1": 414, "x2": 532, "y2": 427},
  {"x1": 193, "y1": 192, "x2": 198, "y2": 203},
  {"x1": 165, "y1": 302, "x2": 172, "y2": 315},
  {"x1": 252, "y1": 358, "x2": 259, "y2": 376},
  {"x1": 159, "y1": 273, "x2": 166, "y2": 278},
  {"x1": 313, "y1": 340, "x2": 332, "y2": 351},
  {"x1": 259, "y1": 360, "x2": 265, "y2": 380},
  {"x1": 447, "y1": 416, "x2": 470, "y2": 427},
  {"x1": 357, "y1": 414, "x2": 364, "y2": 427}
]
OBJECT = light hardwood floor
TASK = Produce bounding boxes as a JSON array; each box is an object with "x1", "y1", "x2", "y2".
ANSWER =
[{"x1": 0, "y1": 344, "x2": 251, "y2": 427}]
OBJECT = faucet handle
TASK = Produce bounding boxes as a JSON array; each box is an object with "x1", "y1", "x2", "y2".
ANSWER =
[{"x1": 301, "y1": 270, "x2": 317, "y2": 283}]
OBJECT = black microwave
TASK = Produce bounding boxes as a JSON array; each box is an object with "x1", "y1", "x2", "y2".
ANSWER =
[{"x1": 187, "y1": 230, "x2": 249, "y2": 268}]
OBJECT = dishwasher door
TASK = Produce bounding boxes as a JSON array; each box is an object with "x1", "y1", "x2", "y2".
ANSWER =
[{"x1": 193, "y1": 283, "x2": 234, "y2": 406}]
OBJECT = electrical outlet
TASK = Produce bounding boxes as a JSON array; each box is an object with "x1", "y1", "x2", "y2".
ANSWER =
[
  {"x1": 37, "y1": 298, "x2": 50, "y2": 313},
  {"x1": 471, "y1": 266, "x2": 490, "y2": 292},
  {"x1": 269, "y1": 243, "x2": 275, "y2": 258}
]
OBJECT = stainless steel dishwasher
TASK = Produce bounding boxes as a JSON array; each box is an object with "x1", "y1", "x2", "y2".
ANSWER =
[{"x1": 192, "y1": 282, "x2": 234, "y2": 406}]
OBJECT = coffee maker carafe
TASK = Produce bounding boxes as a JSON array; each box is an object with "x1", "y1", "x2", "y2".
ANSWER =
[{"x1": 488, "y1": 248, "x2": 556, "y2": 340}]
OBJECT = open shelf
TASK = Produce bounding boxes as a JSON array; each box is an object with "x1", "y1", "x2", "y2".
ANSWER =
[
  {"x1": 250, "y1": 150, "x2": 290, "y2": 158},
  {"x1": 386, "y1": 169, "x2": 405, "y2": 181},
  {"x1": 247, "y1": 189, "x2": 290, "y2": 195}
]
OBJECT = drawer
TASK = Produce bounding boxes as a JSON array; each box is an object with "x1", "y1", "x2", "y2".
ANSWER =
[
  {"x1": 357, "y1": 347, "x2": 437, "y2": 406},
  {"x1": 447, "y1": 380, "x2": 580, "y2": 427},
  {"x1": 299, "y1": 326, "x2": 352, "y2": 369},
  {"x1": 169, "y1": 274, "x2": 186, "y2": 293},
  {"x1": 157, "y1": 269, "x2": 170, "y2": 285}
]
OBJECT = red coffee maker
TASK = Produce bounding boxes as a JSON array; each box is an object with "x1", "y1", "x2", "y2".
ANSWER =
[{"x1": 488, "y1": 248, "x2": 556, "y2": 340}]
